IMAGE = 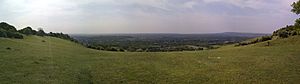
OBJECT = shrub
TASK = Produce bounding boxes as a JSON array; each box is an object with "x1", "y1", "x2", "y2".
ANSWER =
[
  {"x1": 260, "y1": 36, "x2": 272, "y2": 41},
  {"x1": 6, "y1": 47, "x2": 11, "y2": 50},
  {"x1": 106, "y1": 47, "x2": 118, "y2": 51},
  {"x1": 0, "y1": 22, "x2": 17, "y2": 32},
  {"x1": 278, "y1": 31, "x2": 289, "y2": 38},
  {"x1": 48, "y1": 32, "x2": 77, "y2": 42},
  {"x1": 273, "y1": 25, "x2": 300, "y2": 38},
  {"x1": 119, "y1": 49, "x2": 125, "y2": 52},
  {"x1": 0, "y1": 29, "x2": 23, "y2": 39},
  {"x1": 37, "y1": 28, "x2": 46, "y2": 36},
  {"x1": 0, "y1": 29, "x2": 8, "y2": 37},
  {"x1": 18, "y1": 27, "x2": 37, "y2": 35},
  {"x1": 6, "y1": 31, "x2": 23, "y2": 39},
  {"x1": 236, "y1": 36, "x2": 272, "y2": 46}
]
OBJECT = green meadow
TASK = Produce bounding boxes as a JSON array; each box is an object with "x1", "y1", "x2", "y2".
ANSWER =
[{"x1": 0, "y1": 35, "x2": 300, "y2": 84}]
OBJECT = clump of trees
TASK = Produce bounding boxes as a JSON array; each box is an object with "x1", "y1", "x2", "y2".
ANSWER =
[
  {"x1": 272, "y1": 1, "x2": 300, "y2": 38},
  {"x1": 48, "y1": 32, "x2": 78, "y2": 43},
  {"x1": 273, "y1": 25, "x2": 300, "y2": 38},
  {"x1": 0, "y1": 22, "x2": 78, "y2": 43},
  {"x1": 0, "y1": 22, "x2": 23, "y2": 39},
  {"x1": 18, "y1": 27, "x2": 50, "y2": 37},
  {"x1": 236, "y1": 36, "x2": 272, "y2": 46},
  {"x1": 0, "y1": 22, "x2": 17, "y2": 32},
  {"x1": 36, "y1": 28, "x2": 47, "y2": 36},
  {"x1": 236, "y1": 0, "x2": 300, "y2": 46},
  {"x1": 18, "y1": 27, "x2": 38, "y2": 35}
]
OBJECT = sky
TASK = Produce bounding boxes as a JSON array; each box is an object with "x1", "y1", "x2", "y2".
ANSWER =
[{"x1": 0, "y1": 0, "x2": 298, "y2": 34}]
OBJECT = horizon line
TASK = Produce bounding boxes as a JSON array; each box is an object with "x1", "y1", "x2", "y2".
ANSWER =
[{"x1": 69, "y1": 32, "x2": 272, "y2": 35}]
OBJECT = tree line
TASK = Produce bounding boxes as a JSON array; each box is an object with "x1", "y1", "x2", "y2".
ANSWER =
[
  {"x1": 273, "y1": 0, "x2": 300, "y2": 38},
  {"x1": 236, "y1": 1, "x2": 300, "y2": 46},
  {"x1": 0, "y1": 22, "x2": 77, "y2": 42}
]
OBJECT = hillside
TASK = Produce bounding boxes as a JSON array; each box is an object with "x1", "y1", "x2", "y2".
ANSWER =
[{"x1": 1, "y1": 35, "x2": 300, "y2": 83}]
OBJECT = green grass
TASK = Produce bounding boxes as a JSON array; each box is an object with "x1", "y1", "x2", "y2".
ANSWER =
[{"x1": 0, "y1": 35, "x2": 300, "y2": 84}]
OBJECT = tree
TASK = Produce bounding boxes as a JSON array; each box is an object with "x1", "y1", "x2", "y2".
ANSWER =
[
  {"x1": 272, "y1": 0, "x2": 300, "y2": 38},
  {"x1": 292, "y1": 1, "x2": 300, "y2": 15},
  {"x1": 0, "y1": 22, "x2": 23, "y2": 39},
  {"x1": 0, "y1": 29, "x2": 8, "y2": 37},
  {"x1": 292, "y1": 1, "x2": 300, "y2": 28},
  {"x1": 18, "y1": 27, "x2": 37, "y2": 35},
  {"x1": 0, "y1": 22, "x2": 17, "y2": 32},
  {"x1": 278, "y1": 30, "x2": 289, "y2": 38},
  {"x1": 295, "y1": 18, "x2": 300, "y2": 27},
  {"x1": 36, "y1": 28, "x2": 46, "y2": 36}
]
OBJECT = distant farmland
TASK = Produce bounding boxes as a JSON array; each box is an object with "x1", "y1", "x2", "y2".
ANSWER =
[{"x1": 72, "y1": 32, "x2": 269, "y2": 52}]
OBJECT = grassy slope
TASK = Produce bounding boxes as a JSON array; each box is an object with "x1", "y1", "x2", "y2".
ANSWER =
[{"x1": 0, "y1": 36, "x2": 300, "y2": 84}]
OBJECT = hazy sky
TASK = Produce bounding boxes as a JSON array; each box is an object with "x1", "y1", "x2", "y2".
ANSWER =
[{"x1": 0, "y1": 0, "x2": 298, "y2": 34}]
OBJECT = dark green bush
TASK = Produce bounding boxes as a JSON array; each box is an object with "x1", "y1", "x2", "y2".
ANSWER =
[
  {"x1": 278, "y1": 31, "x2": 289, "y2": 38},
  {"x1": 236, "y1": 36, "x2": 272, "y2": 46},
  {"x1": 260, "y1": 36, "x2": 272, "y2": 41},
  {"x1": 37, "y1": 28, "x2": 46, "y2": 36},
  {"x1": 0, "y1": 29, "x2": 8, "y2": 37},
  {"x1": 0, "y1": 29, "x2": 23, "y2": 39},
  {"x1": 273, "y1": 25, "x2": 300, "y2": 38},
  {"x1": 47, "y1": 32, "x2": 78, "y2": 43},
  {"x1": 6, "y1": 47, "x2": 11, "y2": 50},
  {"x1": 106, "y1": 47, "x2": 119, "y2": 51},
  {"x1": 0, "y1": 22, "x2": 17, "y2": 32},
  {"x1": 18, "y1": 27, "x2": 37, "y2": 35}
]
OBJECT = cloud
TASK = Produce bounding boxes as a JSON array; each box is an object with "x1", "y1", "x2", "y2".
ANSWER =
[
  {"x1": 183, "y1": 1, "x2": 198, "y2": 9},
  {"x1": 0, "y1": 0, "x2": 298, "y2": 34},
  {"x1": 202, "y1": 0, "x2": 270, "y2": 9}
]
